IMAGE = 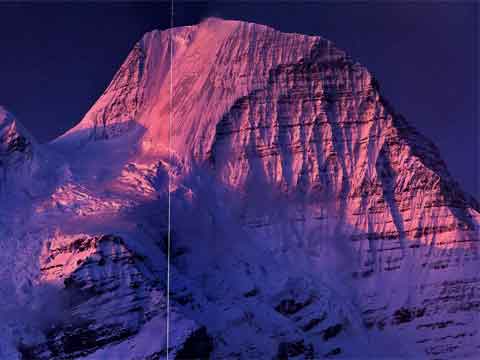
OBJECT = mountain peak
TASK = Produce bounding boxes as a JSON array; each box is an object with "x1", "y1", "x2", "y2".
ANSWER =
[
  {"x1": 0, "y1": 106, "x2": 17, "y2": 128},
  {"x1": 56, "y1": 19, "x2": 339, "y2": 157},
  {"x1": 3, "y1": 19, "x2": 480, "y2": 359},
  {"x1": 0, "y1": 106, "x2": 35, "y2": 155}
]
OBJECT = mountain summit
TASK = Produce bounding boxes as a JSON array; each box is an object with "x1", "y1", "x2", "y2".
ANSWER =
[
  {"x1": 1, "y1": 18, "x2": 479, "y2": 359},
  {"x1": 57, "y1": 18, "x2": 340, "y2": 157}
]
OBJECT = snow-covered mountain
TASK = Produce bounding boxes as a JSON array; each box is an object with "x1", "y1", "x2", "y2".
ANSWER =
[{"x1": 1, "y1": 18, "x2": 479, "y2": 359}]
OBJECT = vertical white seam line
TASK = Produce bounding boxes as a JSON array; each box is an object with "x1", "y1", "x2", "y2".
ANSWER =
[{"x1": 166, "y1": 0, "x2": 173, "y2": 359}]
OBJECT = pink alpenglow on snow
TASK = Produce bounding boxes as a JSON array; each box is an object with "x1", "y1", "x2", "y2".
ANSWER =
[{"x1": 0, "y1": 18, "x2": 478, "y2": 359}]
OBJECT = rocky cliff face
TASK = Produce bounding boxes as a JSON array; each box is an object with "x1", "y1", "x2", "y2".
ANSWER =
[
  {"x1": 1, "y1": 18, "x2": 479, "y2": 359},
  {"x1": 0, "y1": 107, "x2": 37, "y2": 188}
]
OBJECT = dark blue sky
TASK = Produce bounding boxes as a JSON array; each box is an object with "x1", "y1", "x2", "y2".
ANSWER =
[{"x1": 0, "y1": 2, "x2": 477, "y2": 198}]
